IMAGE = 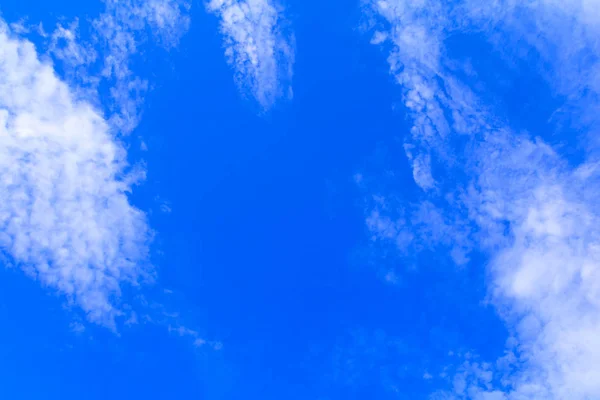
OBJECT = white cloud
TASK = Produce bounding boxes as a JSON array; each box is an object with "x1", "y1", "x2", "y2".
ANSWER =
[
  {"x1": 70, "y1": 321, "x2": 86, "y2": 334},
  {"x1": 468, "y1": 134, "x2": 600, "y2": 399},
  {"x1": 365, "y1": 0, "x2": 462, "y2": 191},
  {"x1": 365, "y1": 197, "x2": 473, "y2": 266},
  {"x1": 96, "y1": 0, "x2": 190, "y2": 132},
  {"x1": 48, "y1": 0, "x2": 191, "y2": 134},
  {"x1": 364, "y1": 0, "x2": 600, "y2": 399},
  {"x1": 0, "y1": 23, "x2": 151, "y2": 328},
  {"x1": 207, "y1": 0, "x2": 295, "y2": 109},
  {"x1": 49, "y1": 21, "x2": 97, "y2": 71},
  {"x1": 0, "y1": 0, "x2": 191, "y2": 330},
  {"x1": 461, "y1": 0, "x2": 600, "y2": 149},
  {"x1": 168, "y1": 324, "x2": 223, "y2": 350}
]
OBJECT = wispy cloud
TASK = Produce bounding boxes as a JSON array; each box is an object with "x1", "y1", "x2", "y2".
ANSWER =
[
  {"x1": 363, "y1": 0, "x2": 600, "y2": 398},
  {"x1": 365, "y1": 196, "x2": 473, "y2": 266},
  {"x1": 47, "y1": 0, "x2": 191, "y2": 134},
  {"x1": 94, "y1": 0, "x2": 190, "y2": 132},
  {"x1": 0, "y1": 22, "x2": 150, "y2": 329},
  {"x1": 207, "y1": 0, "x2": 294, "y2": 109},
  {"x1": 168, "y1": 324, "x2": 223, "y2": 350}
]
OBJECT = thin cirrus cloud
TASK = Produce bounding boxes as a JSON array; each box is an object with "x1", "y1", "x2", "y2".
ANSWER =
[
  {"x1": 207, "y1": 0, "x2": 295, "y2": 109},
  {"x1": 363, "y1": 0, "x2": 600, "y2": 399},
  {"x1": 0, "y1": 0, "x2": 191, "y2": 329}
]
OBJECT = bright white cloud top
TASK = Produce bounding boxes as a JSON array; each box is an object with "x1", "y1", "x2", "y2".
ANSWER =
[
  {"x1": 0, "y1": 22, "x2": 150, "y2": 329},
  {"x1": 207, "y1": 0, "x2": 295, "y2": 109},
  {"x1": 365, "y1": 0, "x2": 600, "y2": 398},
  {"x1": 0, "y1": 0, "x2": 191, "y2": 329}
]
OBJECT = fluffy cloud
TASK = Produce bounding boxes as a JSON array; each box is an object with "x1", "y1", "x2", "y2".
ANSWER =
[
  {"x1": 471, "y1": 134, "x2": 600, "y2": 399},
  {"x1": 207, "y1": 0, "x2": 295, "y2": 109},
  {"x1": 364, "y1": 0, "x2": 600, "y2": 398},
  {"x1": 0, "y1": 23, "x2": 150, "y2": 328},
  {"x1": 0, "y1": 0, "x2": 191, "y2": 329}
]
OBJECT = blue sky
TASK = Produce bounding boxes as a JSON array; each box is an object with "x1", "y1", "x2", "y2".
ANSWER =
[{"x1": 0, "y1": 0, "x2": 599, "y2": 399}]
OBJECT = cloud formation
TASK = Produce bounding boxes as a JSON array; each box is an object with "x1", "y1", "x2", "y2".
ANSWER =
[
  {"x1": 49, "y1": 0, "x2": 191, "y2": 134},
  {"x1": 207, "y1": 0, "x2": 295, "y2": 109},
  {"x1": 0, "y1": 1, "x2": 217, "y2": 356},
  {"x1": 364, "y1": 0, "x2": 600, "y2": 398},
  {"x1": 0, "y1": 22, "x2": 150, "y2": 328},
  {"x1": 0, "y1": 0, "x2": 191, "y2": 329}
]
